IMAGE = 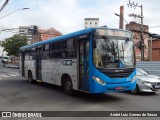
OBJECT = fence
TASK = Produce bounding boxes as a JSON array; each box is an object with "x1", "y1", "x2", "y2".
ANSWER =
[{"x1": 136, "y1": 61, "x2": 160, "y2": 76}]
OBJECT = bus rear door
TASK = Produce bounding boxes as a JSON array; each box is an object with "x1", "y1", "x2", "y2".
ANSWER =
[{"x1": 35, "y1": 47, "x2": 42, "y2": 80}]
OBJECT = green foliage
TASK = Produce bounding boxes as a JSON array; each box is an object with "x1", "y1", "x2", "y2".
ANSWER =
[{"x1": 2, "y1": 34, "x2": 28, "y2": 56}]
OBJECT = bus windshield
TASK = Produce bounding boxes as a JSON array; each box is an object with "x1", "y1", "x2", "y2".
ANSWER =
[{"x1": 93, "y1": 30, "x2": 135, "y2": 69}]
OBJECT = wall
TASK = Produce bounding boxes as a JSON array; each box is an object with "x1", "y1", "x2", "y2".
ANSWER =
[
  {"x1": 137, "y1": 61, "x2": 160, "y2": 76},
  {"x1": 84, "y1": 18, "x2": 99, "y2": 28},
  {"x1": 152, "y1": 39, "x2": 160, "y2": 61}
]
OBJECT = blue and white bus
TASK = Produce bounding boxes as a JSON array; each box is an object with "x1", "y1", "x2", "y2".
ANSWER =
[{"x1": 19, "y1": 27, "x2": 136, "y2": 95}]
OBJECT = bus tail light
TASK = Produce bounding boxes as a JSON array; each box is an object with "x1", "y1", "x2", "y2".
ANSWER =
[{"x1": 92, "y1": 76, "x2": 106, "y2": 85}]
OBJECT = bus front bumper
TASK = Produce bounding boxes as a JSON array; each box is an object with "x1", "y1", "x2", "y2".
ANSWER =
[
  {"x1": 91, "y1": 80, "x2": 136, "y2": 93},
  {"x1": 106, "y1": 81, "x2": 136, "y2": 92}
]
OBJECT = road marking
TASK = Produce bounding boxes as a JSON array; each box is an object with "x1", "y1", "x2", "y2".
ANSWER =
[
  {"x1": 0, "y1": 74, "x2": 20, "y2": 78},
  {"x1": 9, "y1": 74, "x2": 20, "y2": 76},
  {"x1": 1, "y1": 75, "x2": 9, "y2": 77},
  {"x1": 0, "y1": 69, "x2": 19, "y2": 74}
]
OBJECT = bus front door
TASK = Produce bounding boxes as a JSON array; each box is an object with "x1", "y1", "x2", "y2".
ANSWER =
[
  {"x1": 79, "y1": 39, "x2": 89, "y2": 91},
  {"x1": 36, "y1": 48, "x2": 42, "y2": 80}
]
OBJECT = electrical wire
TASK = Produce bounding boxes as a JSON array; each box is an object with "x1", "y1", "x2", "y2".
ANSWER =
[
  {"x1": 0, "y1": 0, "x2": 16, "y2": 15},
  {"x1": 0, "y1": 0, "x2": 9, "y2": 12}
]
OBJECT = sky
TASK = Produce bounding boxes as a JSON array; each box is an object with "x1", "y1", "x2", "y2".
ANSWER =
[{"x1": 0, "y1": 0, "x2": 160, "y2": 40}]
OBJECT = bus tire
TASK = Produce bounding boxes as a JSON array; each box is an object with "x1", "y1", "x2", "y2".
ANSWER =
[
  {"x1": 28, "y1": 71, "x2": 34, "y2": 84},
  {"x1": 62, "y1": 76, "x2": 75, "y2": 96}
]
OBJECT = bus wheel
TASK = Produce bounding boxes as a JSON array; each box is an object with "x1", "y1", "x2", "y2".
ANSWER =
[
  {"x1": 28, "y1": 71, "x2": 34, "y2": 84},
  {"x1": 63, "y1": 77, "x2": 75, "y2": 95}
]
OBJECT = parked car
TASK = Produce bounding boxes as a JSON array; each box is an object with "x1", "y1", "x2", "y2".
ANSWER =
[
  {"x1": 131, "y1": 68, "x2": 160, "y2": 94},
  {"x1": 1, "y1": 56, "x2": 11, "y2": 63}
]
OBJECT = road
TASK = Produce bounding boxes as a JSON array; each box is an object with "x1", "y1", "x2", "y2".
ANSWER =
[{"x1": 0, "y1": 65, "x2": 160, "y2": 120}]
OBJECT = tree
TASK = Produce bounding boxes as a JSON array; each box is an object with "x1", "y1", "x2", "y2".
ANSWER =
[{"x1": 2, "y1": 34, "x2": 28, "y2": 57}]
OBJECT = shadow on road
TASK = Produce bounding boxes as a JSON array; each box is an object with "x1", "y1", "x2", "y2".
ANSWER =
[
  {"x1": 122, "y1": 91, "x2": 158, "y2": 96},
  {"x1": 27, "y1": 80, "x2": 124, "y2": 103}
]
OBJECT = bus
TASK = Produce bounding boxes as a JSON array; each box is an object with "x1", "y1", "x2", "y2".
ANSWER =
[{"x1": 19, "y1": 27, "x2": 136, "y2": 95}]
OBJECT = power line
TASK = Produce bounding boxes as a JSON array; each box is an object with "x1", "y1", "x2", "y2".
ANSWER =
[
  {"x1": 0, "y1": 0, "x2": 10, "y2": 12},
  {"x1": 0, "y1": 0, "x2": 16, "y2": 15},
  {"x1": 127, "y1": 0, "x2": 145, "y2": 61}
]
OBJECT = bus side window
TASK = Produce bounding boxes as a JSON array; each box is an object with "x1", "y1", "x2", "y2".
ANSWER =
[
  {"x1": 61, "y1": 39, "x2": 76, "y2": 58},
  {"x1": 61, "y1": 40, "x2": 67, "y2": 58},
  {"x1": 67, "y1": 39, "x2": 77, "y2": 58},
  {"x1": 25, "y1": 51, "x2": 30, "y2": 61},
  {"x1": 29, "y1": 48, "x2": 35, "y2": 60},
  {"x1": 50, "y1": 42, "x2": 61, "y2": 58},
  {"x1": 42, "y1": 44, "x2": 50, "y2": 59}
]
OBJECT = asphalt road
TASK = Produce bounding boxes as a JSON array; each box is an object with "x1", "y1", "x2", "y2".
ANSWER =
[{"x1": 0, "y1": 65, "x2": 160, "y2": 120}]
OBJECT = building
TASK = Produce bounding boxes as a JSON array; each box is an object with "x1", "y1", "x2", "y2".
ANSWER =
[
  {"x1": 84, "y1": 18, "x2": 99, "y2": 28},
  {"x1": 32, "y1": 27, "x2": 62, "y2": 44},
  {"x1": 152, "y1": 39, "x2": 160, "y2": 61},
  {"x1": 19, "y1": 25, "x2": 37, "y2": 44},
  {"x1": 0, "y1": 41, "x2": 7, "y2": 57},
  {"x1": 126, "y1": 22, "x2": 149, "y2": 61},
  {"x1": 149, "y1": 38, "x2": 160, "y2": 61}
]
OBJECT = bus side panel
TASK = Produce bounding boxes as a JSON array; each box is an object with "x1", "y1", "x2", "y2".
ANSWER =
[
  {"x1": 20, "y1": 52, "x2": 25, "y2": 77},
  {"x1": 24, "y1": 60, "x2": 29, "y2": 78},
  {"x1": 29, "y1": 60, "x2": 36, "y2": 80},
  {"x1": 19, "y1": 60, "x2": 22, "y2": 75},
  {"x1": 41, "y1": 60, "x2": 54, "y2": 84},
  {"x1": 58, "y1": 59, "x2": 78, "y2": 90},
  {"x1": 24, "y1": 60, "x2": 36, "y2": 79},
  {"x1": 41, "y1": 59, "x2": 78, "y2": 90}
]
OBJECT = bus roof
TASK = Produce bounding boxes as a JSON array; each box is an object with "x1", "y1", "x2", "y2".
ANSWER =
[{"x1": 20, "y1": 27, "x2": 131, "y2": 51}]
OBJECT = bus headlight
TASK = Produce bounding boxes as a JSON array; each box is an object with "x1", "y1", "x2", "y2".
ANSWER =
[
  {"x1": 92, "y1": 76, "x2": 106, "y2": 85},
  {"x1": 130, "y1": 76, "x2": 136, "y2": 83}
]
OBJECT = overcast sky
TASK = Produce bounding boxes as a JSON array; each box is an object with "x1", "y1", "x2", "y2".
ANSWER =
[{"x1": 0, "y1": 0, "x2": 160, "y2": 40}]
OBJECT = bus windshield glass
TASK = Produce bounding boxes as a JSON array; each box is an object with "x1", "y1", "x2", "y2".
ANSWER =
[{"x1": 93, "y1": 29, "x2": 135, "y2": 68}]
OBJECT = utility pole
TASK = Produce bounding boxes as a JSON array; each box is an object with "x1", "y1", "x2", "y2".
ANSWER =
[
  {"x1": 119, "y1": 6, "x2": 124, "y2": 29},
  {"x1": 128, "y1": 0, "x2": 144, "y2": 61}
]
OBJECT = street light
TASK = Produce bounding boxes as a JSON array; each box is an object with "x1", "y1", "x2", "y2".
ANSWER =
[
  {"x1": 0, "y1": 8, "x2": 29, "y2": 20},
  {"x1": 114, "y1": 13, "x2": 128, "y2": 25}
]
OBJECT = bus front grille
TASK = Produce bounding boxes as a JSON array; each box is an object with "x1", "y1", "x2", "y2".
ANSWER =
[
  {"x1": 105, "y1": 72, "x2": 133, "y2": 78},
  {"x1": 98, "y1": 68, "x2": 135, "y2": 78}
]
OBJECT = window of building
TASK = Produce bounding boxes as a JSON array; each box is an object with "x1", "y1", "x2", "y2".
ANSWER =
[{"x1": 19, "y1": 30, "x2": 25, "y2": 32}]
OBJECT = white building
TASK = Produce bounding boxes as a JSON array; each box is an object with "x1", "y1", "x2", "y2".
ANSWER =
[
  {"x1": 84, "y1": 18, "x2": 99, "y2": 29},
  {"x1": 0, "y1": 46, "x2": 7, "y2": 57},
  {"x1": 0, "y1": 41, "x2": 7, "y2": 57},
  {"x1": 19, "y1": 25, "x2": 37, "y2": 44}
]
